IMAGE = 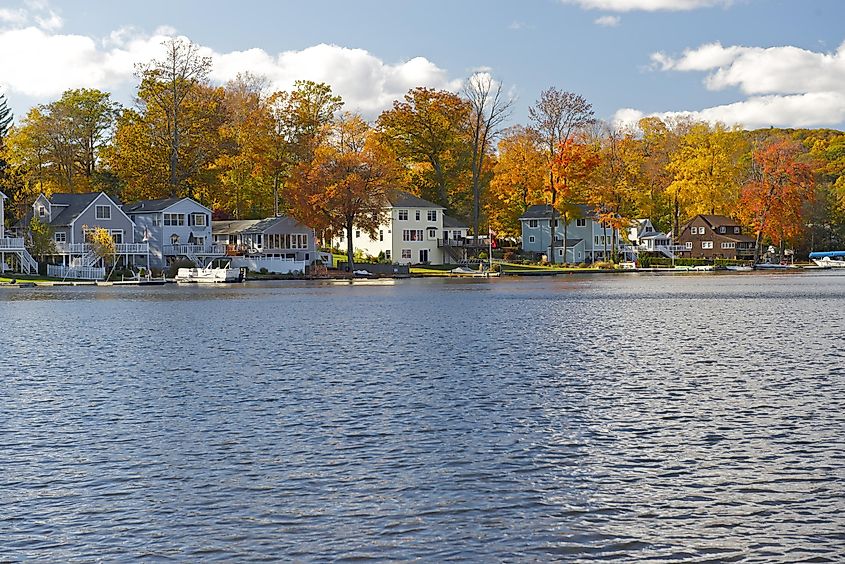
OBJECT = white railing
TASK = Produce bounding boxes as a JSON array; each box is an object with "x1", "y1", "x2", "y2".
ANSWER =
[
  {"x1": 47, "y1": 264, "x2": 106, "y2": 280},
  {"x1": 0, "y1": 237, "x2": 26, "y2": 250},
  {"x1": 56, "y1": 242, "x2": 149, "y2": 254},
  {"x1": 163, "y1": 244, "x2": 227, "y2": 256}
]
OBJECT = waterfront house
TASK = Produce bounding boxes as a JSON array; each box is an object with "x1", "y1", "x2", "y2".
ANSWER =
[
  {"x1": 1, "y1": 191, "x2": 38, "y2": 274},
  {"x1": 212, "y1": 215, "x2": 317, "y2": 273},
  {"x1": 677, "y1": 215, "x2": 756, "y2": 260},
  {"x1": 27, "y1": 192, "x2": 149, "y2": 279},
  {"x1": 519, "y1": 204, "x2": 620, "y2": 263},
  {"x1": 124, "y1": 197, "x2": 223, "y2": 269},
  {"x1": 624, "y1": 219, "x2": 684, "y2": 259},
  {"x1": 334, "y1": 190, "x2": 467, "y2": 265}
]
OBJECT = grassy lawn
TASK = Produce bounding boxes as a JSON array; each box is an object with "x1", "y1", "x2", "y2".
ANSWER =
[{"x1": 1, "y1": 273, "x2": 61, "y2": 284}]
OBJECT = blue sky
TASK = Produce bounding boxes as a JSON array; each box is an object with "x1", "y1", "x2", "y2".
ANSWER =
[{"x1": 1, "y1": 0, "x2": 844, "y2": 129}]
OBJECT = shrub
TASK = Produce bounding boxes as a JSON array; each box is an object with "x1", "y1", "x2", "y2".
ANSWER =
[
  {"x1": 259, "y1": 267, "x2": 268, "y2": 275},
  {"x1": 478, "y1": 251, "x2": 488, "y2": 260},
  {"x1": 593, "y1": 260, "x2": 617, "y2": 270}
]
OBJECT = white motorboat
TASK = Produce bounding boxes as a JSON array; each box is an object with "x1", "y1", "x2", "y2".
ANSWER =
[
  {"x1": 754, "y1": 263, "x2": 799, "y2": 270},
  {"x1": 809, "y1": 251, "x2": 845, "y2": 268},
  {"x1": 175, "y1": 261, "x2": 245, "y2": 283},
  {"x1": 725, "y1": 265, "x2": 753, "y2": 272}
]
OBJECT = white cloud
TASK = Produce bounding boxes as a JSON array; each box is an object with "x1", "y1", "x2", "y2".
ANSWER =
[
  {"x1": 618, "y1": 40, "x2": 845, "y2": 129},
  {"x1": 594, "y1": 15, "x2": 621, "y2": 26},
  {"x1": 508, "y1": 20, "x2": 531, "y2": 30},
  {"x1": 0, "y1": 24, "x2": 462, "y2": 118},
  {"x1": 561, "y1": 0, "x2": 730, "y2": 12},
  {"x1": 0, "y1": 8, "x2": 29, "y2": 25}
]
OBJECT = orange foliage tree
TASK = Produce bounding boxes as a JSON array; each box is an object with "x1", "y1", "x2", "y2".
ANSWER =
[
  {"x1": 739, "y1": 138, "x2": 815, "y2": 262},
  {"x1": 286, "y1": 114, "x2": 401, "y2": 271},
  {"x1": 553, "y1": 137, "x2": 600, "y2": 262}
]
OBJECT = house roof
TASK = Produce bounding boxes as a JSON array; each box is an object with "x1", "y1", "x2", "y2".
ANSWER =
[
  {"x1": 44, "y1": 193, "x2": 103, "y2": 226},
  {"x1": 246, "y1": 215, "x2": 312, "y2": 233},
  {"x1": 519, "y1": 204, "x2": 595, "y2": 220},
  {"x1": 212, "y1": 219, "x2": 261, "y2": 234},
  {"x1": 681, "y1": 214, "x2": 741, "y2": 231},
  {"x1": 386, "y1": 190, "x2": 443, "y2": 209},
  {"x1": 123, "y1": 197, "x2": 187, "y2": 214},
  {"x1": 443, "y1": 215, "x2": 468, "y2": 229}
]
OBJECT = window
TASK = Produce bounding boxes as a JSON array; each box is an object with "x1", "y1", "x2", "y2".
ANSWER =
[
  {"x1": 734, "y1": 227, "x2": 740, "y2": 234},
  {"x1": 721, "y1": 242, "x2": 736, "y2": 249},
  {"x1": 379, "y1": 230, "x2": 384, "y2": 241},
  {"x1": 385, "y1": 250, "x2": 391, "y2": 260},
  {"x1": 719, "y1": 226, "x2": 726, "y2": 233},
  {"x1": 95, "y1": 205, "x2": 111, "y2": 220},
  {"x1": 702, "y1": 241, "x2": 713, "y2": 249},
  {"x1": 401, "y1": 249, "x2": 411, "y2": 259},
  {"x1": 576, "y1": 218, "x2": 586, "y2": 227},
  {"x1": 398, "y1": 210, "x2": 408, "y2": 220},
  {"x1": 152, "y1": 216, "x2": 161, "y2": 226},
  {"x1": 54, "y1": 232, "x2": 66, "y2": 243},
  {"x1": 528, "y1": 219, "x2": 538, "y2": 228},
  {"x1": 164, "y1": 213, "x2": 185, "y2": 226},
  {"x1": 111, "y1": 229, "x2": 123, "y2": 244},
  {"x1": 685, "y1": 242, "x2": 693, "y2": 249},
  {"x1": 402, "y1": 229, "x2": 424, "y2": 241},
  {"x1": 415, "y1": 210, "x2": 421, "y2": 221},
  {"x1": 595, "y1": 236, "x2": 600, "y2": 245},
  {"x1": 190, "y1": 213, "x2": 207, "y2": 226},
  {"x1": 427, "y1": 228, "x2": 437, "y2": 239},
  {"x1": 38, "y1": 206, "x2": 46, "y2": 217},
  {"x1": 355, "y1": 230, "x2": 361, "y2": 238},
  {"x1": 529, "y1": 236, "x2": 535, "y2": 243},
  {"x1": 427, "y1": 210, "x2": 437, "y2": 222}
]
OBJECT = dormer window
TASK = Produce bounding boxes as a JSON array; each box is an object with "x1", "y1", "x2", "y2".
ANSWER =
[
  {"x1": 95, "y1": 205, "x2": 111, "y2": 220},
  {"x1": 719, "y1": 226, "x2": 726, "y2": 233}
]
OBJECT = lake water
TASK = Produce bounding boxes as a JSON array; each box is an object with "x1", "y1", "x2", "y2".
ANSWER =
[{"x1": 2, "y1": 273, "x2": 844, "y2": 562}]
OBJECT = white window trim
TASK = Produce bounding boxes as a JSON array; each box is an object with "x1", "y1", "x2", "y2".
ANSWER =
[{"x1": 95, "y1": 205, "x2": 111, "y2": 220}]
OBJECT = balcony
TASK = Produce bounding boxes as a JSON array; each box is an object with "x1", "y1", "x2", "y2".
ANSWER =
[
  {"x1": 0, "y1": 237, "x2": 26, "y2": 251},
  {"x1": 55, "y1": 242, "x2": 150, "y2": 254}
]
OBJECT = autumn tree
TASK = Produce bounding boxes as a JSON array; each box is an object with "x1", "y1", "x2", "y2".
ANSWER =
[
  {"x1": 0, "y1": 92, "x2": 11, "y2": 176},
  {"x1": 529, "y1": 87, "x2": 595, "y2": 263},
  {"x1": 266, "y1": 81, "x2": 343, "y2": 215},
  {"x1": 110, "y1": 82, "x2": 225, "y2": 203},
  {"x1": 487, "y1": 126, "x2": 545, "y2": 237},
  {"x1": 637, "y1": 116, "x2": 689, "y2": 232},
  {"x1": 377, "y1": 87, "x2": 471, "y2": 213},
  {"x1": 133, "y1": 37, "x2": 214, "y2": 196},
  {"x1": 739, "y1": 138, "x2": 815, "y2": 263},
  {"x1": 215, "y1": 73, "x2": 274, "y2": 218},
  {"x1": 287, "y1": 113, "x2": 400, "y2": 272},
  {"x1": 26, "y1": 216, "x2": 56, "y2": 261},
  {"x1": 553, "y1": 137, "x2": 600, "y2": 261},
  {"x1": 589, "y1": 122, "x2": 642, "y2": 258},
  {"x1": 667, "y1": 121, "x2": 748, "y2": 235},
  {"x1": 463, "y1": 72, "x2": 513, "y2": 247}
]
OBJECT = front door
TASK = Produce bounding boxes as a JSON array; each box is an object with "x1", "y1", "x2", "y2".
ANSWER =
[{"x1": 419, "y1": 249, "x2": 429, "y2": 263}]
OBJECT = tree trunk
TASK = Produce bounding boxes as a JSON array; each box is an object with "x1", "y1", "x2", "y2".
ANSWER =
[{"x1": 346, "y1": 221, "x2": 355, "y2": 274}]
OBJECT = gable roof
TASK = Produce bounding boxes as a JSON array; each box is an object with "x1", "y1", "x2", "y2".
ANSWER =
[
  {"x1": 123, "y1": 197, "x2": 187, "y2": 214},
  {"x1": 386, "y1": 190, "x2": 443, "y2": 209},
  {"x1": 44, "y1": 193, "x2": 101, "y2": 226},
  {"x1": 680, "y1": 214, "x2": 742, "y2": 232}
]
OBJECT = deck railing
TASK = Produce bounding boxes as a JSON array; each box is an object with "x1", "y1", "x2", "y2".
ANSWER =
[
  {"x1": 47, "y1": 264, "x2": 106, "y2": 280},
  {"x1": 163, "y1": 244, "x2": 227, "y2": 256},
  {"x1": 56, "y1": 242, "x2": 149, "y2": 254},
  {"x1": 0, "y1": 237, "x2": 26, "y2": 250}
]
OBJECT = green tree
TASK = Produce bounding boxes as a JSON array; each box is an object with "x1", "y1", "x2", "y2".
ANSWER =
[{"x1": 26, "y1": 216, "x2": 56, "y2": 261}]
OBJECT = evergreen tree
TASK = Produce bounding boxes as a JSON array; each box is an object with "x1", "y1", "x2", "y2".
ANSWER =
[{"x1": 0, "y1": 92, "x2": 12, "y2": 140}]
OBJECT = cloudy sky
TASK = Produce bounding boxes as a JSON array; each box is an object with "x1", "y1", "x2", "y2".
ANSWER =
[{"x1": 1, "y1": 0, "x2": 843, "y2": 130}]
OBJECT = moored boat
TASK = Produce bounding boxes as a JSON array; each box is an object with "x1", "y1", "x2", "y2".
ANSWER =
[
  {"x1": 175, "y1": 261, "x2": 245, "y2": 283},
  {"x1": 809, "y1": 251, "x2": 845, "y2": 268}
]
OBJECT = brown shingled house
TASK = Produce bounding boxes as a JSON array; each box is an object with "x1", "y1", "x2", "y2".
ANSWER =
[{"x1": 677, "y1": 214, "x2": 756, "y2": 260}]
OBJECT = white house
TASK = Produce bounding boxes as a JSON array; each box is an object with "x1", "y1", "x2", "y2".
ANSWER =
[
  {"x1": 29, "y1": 192, "x2": 149, "y2": 279},
  {"x1": 124, "y1": 197, "x2": 222, "y2": 269},
  {"x1": 624, "y1": 219, "x2": 682, "y2": 259},
  {"x1": 212, "y1": 215, "x2": 318, "y2": 274},
  {"x1": 519, "y1": 204, "x2": 620, "y2": 263},
  {"x1": 334, "y1": 191, "x2": 468, "y2": 266}
]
